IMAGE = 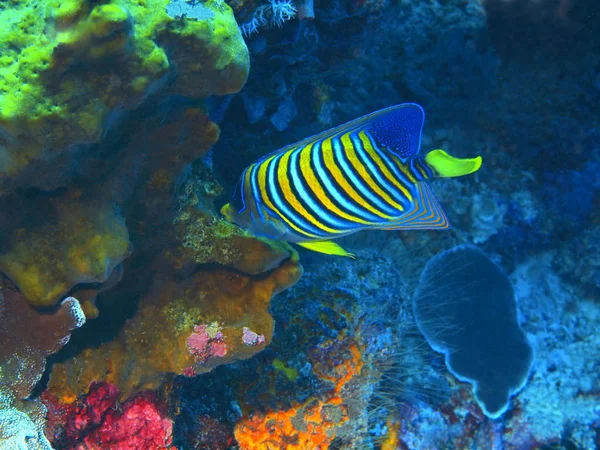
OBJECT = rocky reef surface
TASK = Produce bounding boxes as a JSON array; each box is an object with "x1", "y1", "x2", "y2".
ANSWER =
[{"x1": 1, "y1": 0, "x2": 598, "y2": 448}]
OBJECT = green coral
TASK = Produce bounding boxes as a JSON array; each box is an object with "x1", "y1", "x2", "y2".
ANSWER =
[
  {"x1": 272, "y1": 359, "x2": 299, "y2": 382},
  {"x1": 0, "y1": 0, "x2": 248, "y2": 187},
  {"x1": 178, "y1": 213, "x2": 245, "y2": 266}
]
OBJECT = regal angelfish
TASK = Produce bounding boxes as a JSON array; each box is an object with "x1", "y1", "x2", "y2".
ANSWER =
[{"x1": 221, "y1": 103, "x2": 482, "y2": 257}]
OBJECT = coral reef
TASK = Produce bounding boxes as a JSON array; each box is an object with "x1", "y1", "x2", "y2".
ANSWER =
[
  {"x1": 388, "y1": 250, "x2": 600, "y2": 449},
  {"x1": 234, "y1": 396, "x2": 346, "y2": 449},
  {"x1": 0, "y1": 289, "x2": 84, "y2": 449},
  {"x1": 0, "y1": 0, "x2": 597, "y2": 447},
  {"x1": 0, "y1": 199, "x2": 131, "y2": 308},
  {"x1": 40, "y1": 157, "x2": 303, "y2": 403},
  {"x1": 47, "y1": 253, "x2": 302, "y2": 401},
  {"x1": 239, "y1": 0, "x2": 297, "y2": 36},
  {"x1": 0, "y1": 395, "x2": 52, "y2": 450},
  {"x1": 234, "y1": 338, "x2": 364, "y2": 449},
  {"x1": 0, "y1": 0, "x2": 301, "y2": 446},
  {"x1": 172, "y1": 170, "x2": 295, "y2": 274},
  {"x1": 505, "y1": 253, "x2": 600, "y2": 449},
  {"x1": 167, "y1": 248, "x2": 415, "y2": 449},
  {"x1": 43, "y1": 382, "x2": 175, "y2": 449},
  {"x1": 0, "y1": 289, "x2": 85, "y2": 399},
  {"x1": 0, "y1": 0, "x2": 248, "y2": 193}
]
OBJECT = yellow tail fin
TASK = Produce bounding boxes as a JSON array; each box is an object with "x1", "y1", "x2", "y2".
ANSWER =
[
  {"x1": 297, "y1": 240, "x2": 356, "y2": 258},
  {"x1": 425, "y1": 149, "x2": 482, "y2": 178}
]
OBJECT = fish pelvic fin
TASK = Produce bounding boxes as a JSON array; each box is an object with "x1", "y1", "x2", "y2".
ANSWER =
[
  {"x1": 296, "y1": 240, "x2": 356, "y2": 258},
  {"x1": 425, "y1": 149, "x2": 482, "y2": 178}
]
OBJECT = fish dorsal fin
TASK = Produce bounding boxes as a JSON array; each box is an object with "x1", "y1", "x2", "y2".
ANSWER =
[
  {"x1": 380, "y1": 182, "x2": 450, "y2": 230},
  {"x1": 368, "y1": 103, "x2": 424, "y2": 160},
  {"x1": 257, "y1": 103, "x2": 425, "y2": 160},
  {"x1": 296, "y1": 240, "x2": 356, "y2": 258}
]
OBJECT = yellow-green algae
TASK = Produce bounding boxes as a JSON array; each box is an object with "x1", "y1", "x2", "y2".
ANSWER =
[
  {"x1": 0, "y1": 0, "x2": 248, "y2": 185},
  {"x1": 0, "y1": 202, "x2": 131, "y2": 307},
  {"x1": 273, "y1": 359, "x2": 299, "y2": 382},
  {"x1": 173, "y1": 167, "x2": 296, "y2": 274}
]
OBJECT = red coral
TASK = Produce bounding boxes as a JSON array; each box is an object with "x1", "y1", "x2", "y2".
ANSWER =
[
  {"x1": 43, "y1": 381, "x2": 120, "y2": 445},
  {"x1": 74, "y1": 382, "x2": 122, "y2": 440},
  {"x1": 80, "y1": 392, "x2": 174, "y2": 450},
  {"x1": 43, "y1": 382, "x2": 174, "y2": 450}
]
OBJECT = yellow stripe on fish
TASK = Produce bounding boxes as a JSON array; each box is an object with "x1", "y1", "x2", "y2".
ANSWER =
[
  {"x1": 276, "y1": 147, "x2": 343, "y2": 235},
  {"x1": 340, "y1": 132, "x2": 406, "y2": 212},
  {"x1": 256, "y1": 154, "x2": 321, "y2": 238},
  {"x1": 357, "y1": 130, "x2": 414, "y2": 203},
  {"x1": 298, "y1": 142, "x2": 374, "y2": 226},
  {"x1": 321, "y1": 135, "x2": 394, "y2": 221}
]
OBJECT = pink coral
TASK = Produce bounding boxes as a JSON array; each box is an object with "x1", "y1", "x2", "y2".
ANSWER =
[
  {"x1": 182, "y1": 366, "x2": 196, "y2": 377},
  {"x1": 186, "y1": 328, "x2": 210, "y2": 354},
  {"x1": 186, "y1": 323, "x2": 228, "y2": 364}
]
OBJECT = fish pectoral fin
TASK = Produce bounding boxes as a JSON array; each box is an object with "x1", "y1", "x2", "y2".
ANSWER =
[
  {"x1": 425, "y1": 149, "x2": 482, "y2": 178},
  {"x1": 380, "y1": 182, "x2": 450, "y2": 230},
  {"x1": 296, "y1": 240, "x2": 356, "y2": 258}
]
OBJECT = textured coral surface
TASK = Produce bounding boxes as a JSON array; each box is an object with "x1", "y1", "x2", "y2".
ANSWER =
[
  {"x1": 48, "y1": 257, "x2": 302, "y2": 401},
  {"x1": 0, "y1": 200, "x2": 131, "y2": 307},
  {"x1": 0, "y1": 0, "x2": 248, "y2": 192},
  {"x1": 0, "y1": 290, "x2": 85, "y2": 399},
  {"x1": 43, "y1": 382, "x2": 175, "y2": 449},
  {"x1": 0, "y1": 289, "x2": 84, "y2": 449}
]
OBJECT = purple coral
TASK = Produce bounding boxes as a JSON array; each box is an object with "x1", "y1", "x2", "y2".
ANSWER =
[{"x1": 242, "y1": 327, "x2": 265, "y2": 346}]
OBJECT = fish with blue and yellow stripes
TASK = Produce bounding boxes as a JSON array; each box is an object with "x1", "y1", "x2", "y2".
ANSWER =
[{"x1": 221, "y1": 103, "x2": 482, "y2": 257}]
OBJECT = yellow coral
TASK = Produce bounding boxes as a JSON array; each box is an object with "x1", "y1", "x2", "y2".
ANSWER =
[
  {"x1": 0, "y1": 202, "x2": 131, "y2": 307},
  {"x1": 53, "y1": 0, "x2": 87, "y2": 24},
  {"x1": 0, "y1": 260, "x2": 69, "y2": 306},
  {"x1": 380, "y1": 417, "x2": 401, "y2": 450}
]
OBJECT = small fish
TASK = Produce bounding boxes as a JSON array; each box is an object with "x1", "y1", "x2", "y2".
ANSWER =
[{"x1": 221, "y1": 103, "x2": 481, "y2": 257}]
